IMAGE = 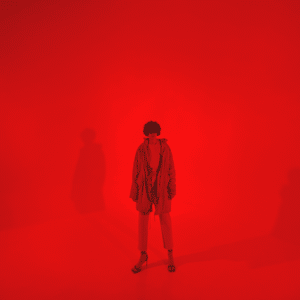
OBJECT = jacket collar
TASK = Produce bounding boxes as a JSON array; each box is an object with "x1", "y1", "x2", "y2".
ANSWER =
[
  {"x1": 143, "y1": 138, "x2": 168, "y2": 145},
  {"x1": 143, "y1": 138, "x2": 167, "y2": 156}
]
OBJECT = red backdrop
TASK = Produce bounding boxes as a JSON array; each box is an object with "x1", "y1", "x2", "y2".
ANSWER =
[{"x1": 0, "y1": 0, "x2": 300, "y2": 298}]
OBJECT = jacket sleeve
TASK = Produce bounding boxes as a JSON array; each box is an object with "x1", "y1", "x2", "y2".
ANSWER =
[
  {"x1": 130, "y1": 147, "x2": 141, "y2": 201},
  {"x1": 167, "y1": 147, "x2": 176, "y2": 199}
]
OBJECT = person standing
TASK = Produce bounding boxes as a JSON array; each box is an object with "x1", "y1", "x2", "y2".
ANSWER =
[{"x1": 130, "y1": 121, "x2": 176, "y2": 273}]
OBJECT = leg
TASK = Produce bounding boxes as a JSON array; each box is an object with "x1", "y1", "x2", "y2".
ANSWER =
[
  {"x1": 159, "y1": 213, "x2": 173, "y2": 250},
  {"x1": 138, "y1": 212, "x2": 150, "y2": 251},
  {"x1": 159, "y1": 213, "x2": 175, "y2": 272},
  {"x1": 132, "y1": 212, "x2": 149, "y2": 273}
]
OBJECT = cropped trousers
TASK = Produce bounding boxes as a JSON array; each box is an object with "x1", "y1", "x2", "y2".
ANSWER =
[{"x1": 138, "y1": 211, "x2": 173, "y2": 251}]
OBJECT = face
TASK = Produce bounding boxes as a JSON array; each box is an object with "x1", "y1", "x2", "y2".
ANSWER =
[{"x1": 148, "y1": 132, "x2": 157, "y2": 139}]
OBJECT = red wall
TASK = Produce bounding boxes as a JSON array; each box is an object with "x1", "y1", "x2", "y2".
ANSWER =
[{"x1": 0, "y1": 0, "x2": 299, "y2": 245}]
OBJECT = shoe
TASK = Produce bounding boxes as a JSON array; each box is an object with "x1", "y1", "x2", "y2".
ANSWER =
[
  {"x1": 168, "y1": 264, "x2": 175, "y2": 272},
  {"x1": 131, "y1": 251, "x2": 148, "y2": 274},
  {"x1": 168, "y1": 249, "x2": 176, "y2": 272}
]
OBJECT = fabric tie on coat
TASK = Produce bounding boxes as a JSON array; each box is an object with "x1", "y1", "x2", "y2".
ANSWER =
[{"x1": 148, "y1": 205, "x2": 157, "y2": 230}]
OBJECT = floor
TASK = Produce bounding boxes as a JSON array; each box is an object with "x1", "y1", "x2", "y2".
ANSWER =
[{"x1": 1, "y1": 210, "x2": 300, "y2": 300}]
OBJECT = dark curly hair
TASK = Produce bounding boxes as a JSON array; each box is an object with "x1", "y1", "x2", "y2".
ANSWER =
[{"x1": 143, "y1": 121, "x2": 161, "y2": 136}]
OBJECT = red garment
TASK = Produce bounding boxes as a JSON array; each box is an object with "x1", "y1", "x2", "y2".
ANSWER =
[
  {"x1": 138, "y1": 212, "x2": 173, "y2": 251},
  {"x1": 148, "y1": 142, "x2": 160, "y2": 176},
  {"x1": 130, "y1": 138, "x2": 176, "y2": 215}
]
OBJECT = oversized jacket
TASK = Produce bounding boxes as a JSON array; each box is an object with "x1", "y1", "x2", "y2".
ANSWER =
[{"x1": 130, "y1": 137, "x2": 176, "y2": 215}]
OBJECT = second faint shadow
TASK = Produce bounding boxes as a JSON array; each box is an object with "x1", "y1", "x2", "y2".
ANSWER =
[{"x1": 71, "y1": 128, "x2": 106, "y2": 214}]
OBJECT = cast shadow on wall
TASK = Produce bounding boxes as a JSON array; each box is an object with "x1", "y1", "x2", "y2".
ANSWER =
[
  {"x1": 71, "y1": 128, "x2": 106, "y2": 214},
  {"x1": 271, "y1": 167, "x2": 300, "y2": 245},
  {"x1": 146, "y1": 168, "x2": 300, "y2": 271}
]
